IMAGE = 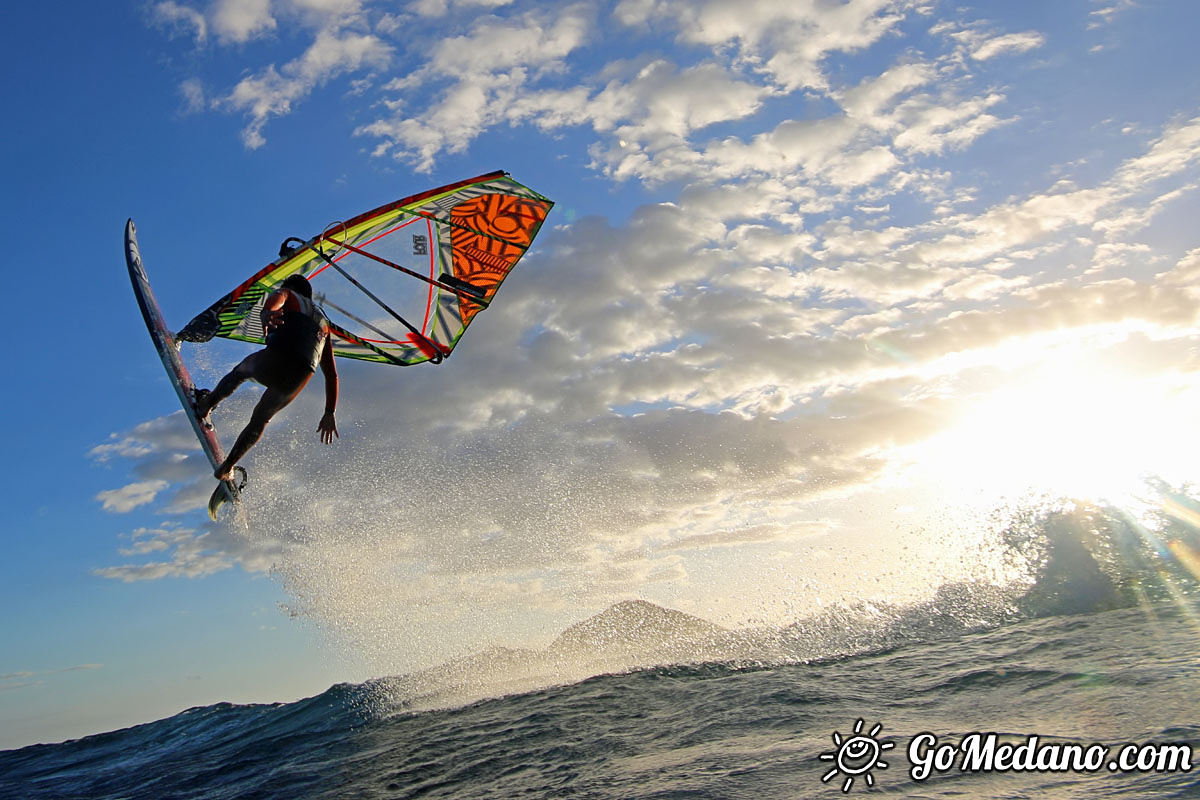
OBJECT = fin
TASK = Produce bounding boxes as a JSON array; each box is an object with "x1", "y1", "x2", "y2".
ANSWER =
[{"x1": 207, "y1": 466, "x2": 247, "y2": 521}]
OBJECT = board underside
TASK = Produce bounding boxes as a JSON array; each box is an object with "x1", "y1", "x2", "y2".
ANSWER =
[{"x1": 125, "y1": 219, "x2": 241, "y2": 520}]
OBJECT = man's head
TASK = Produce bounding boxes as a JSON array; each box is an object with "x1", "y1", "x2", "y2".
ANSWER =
[{"x1": 282, "y1": 274, "x2": 313, "y2": 298}]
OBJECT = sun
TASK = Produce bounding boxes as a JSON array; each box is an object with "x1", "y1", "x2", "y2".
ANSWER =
[
  {"x1": 820, "y1": 719, "x2": 894, "y2": 793},
  {"x1": 911, "y1": 353, "x2": 1200, "y2": 510}
]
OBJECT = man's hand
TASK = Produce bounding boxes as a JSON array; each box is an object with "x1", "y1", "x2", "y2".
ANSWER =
[
  {"x1": 318, "y1": 411, "x2": 339, "y2": 444},
  {"x1": 263, "y1": 308, "x2": 284, "y2": 334},
  {"x1": 260, "y1": 289, "x2": 288, "y2": 332}
]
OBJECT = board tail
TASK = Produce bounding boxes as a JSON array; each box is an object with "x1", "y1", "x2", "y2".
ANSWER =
[{"x1": 207, "y1": 467, "x2": 247, "y2": 521}]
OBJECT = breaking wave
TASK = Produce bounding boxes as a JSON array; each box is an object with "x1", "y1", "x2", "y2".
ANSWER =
[{"x1": 7, "y1": 482, "x2": 1200, "y2": 800}]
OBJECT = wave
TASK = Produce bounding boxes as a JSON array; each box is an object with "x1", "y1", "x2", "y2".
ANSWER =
[
  {"x1": 7, "y1": 482, "x2": 1200, "y2": 799},
  {"x1": 364, "y1": 482, "x2": 1200, "y2": 714},
  {"x1": 1003, "y1": 487, "x2": 1200, "y2": 618},
  {"x1": 6, "y1": 601, "x2": 1198, "y2": 800},
  {"x1": 0, "y1": 683, "x2": 372, "y2": 800}
]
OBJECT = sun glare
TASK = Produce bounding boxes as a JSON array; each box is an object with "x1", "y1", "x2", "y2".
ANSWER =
[{"x1": 914, "y1": 357, "x2": 1200, "y2": 509}]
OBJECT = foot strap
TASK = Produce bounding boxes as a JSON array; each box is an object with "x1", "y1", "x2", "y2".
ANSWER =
[{"x1": 192, "y1": 388, "x2": 214, "y2": 430}]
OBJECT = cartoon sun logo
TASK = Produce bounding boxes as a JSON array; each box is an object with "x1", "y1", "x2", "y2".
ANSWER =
[{"x1": 819, "y1": 719, "x2": 894, "y2": 793}]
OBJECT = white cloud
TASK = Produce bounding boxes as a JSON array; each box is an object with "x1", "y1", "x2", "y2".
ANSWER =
[
  {"x1": 410, "y1": 0, "x2": 515, "y2": 16},
  {"x1": 179, "y1": 78, "x2": 206, "y2": 114},
  {"x1": 1088, "y1": 0, "x2": 1136, "y2": 30},
  {"x1": 90, "y1": 412, "x2": 199, "y2": 461},
  {"x1": 617, "y1": 0, "x2": 908, "y2": 91},
  {"x1": 0, "y1": 665, "x2": 103, "y2": 694},
  {"x1": 129, "y1": 1, "x2": 1200, "y2": 667},
  {"x1": 155, "y1": 0, "x2": 388, "y2": 145},
  {"x1": 1111, "y1": 116, "x2": 1200, "y2": 190},
  {"x1": 969, "y1": 31, "x2": 1045, "y2": 61},
  {"x1": 96, "y1": 481, "x2": 170, "y2": 513},
  {"x1": 223, "y1": 29, "x2": 392, "y2": 148},
  {"x1": 167, "y1": 0, "x2": 1011, "y2": 180},
  {"x1": 151, "y1": 1, "x2": 208, "y2": 44},
  {"x1": 578, "y1": 47, "x2": 1008, "y2": 187},
  {"x1": 890, "y1": 92, "x2": 1007, "y2": 154},
  {"x1": 428, "y1": 4, "x2": 587, "y2": 76},
  {"x1": 95, "y1": 521, "x2": 284, "y2": 582},
  {"x1": 359, "y1": 4, "x2": 591, "y2": 169},
  {"x1": 1094, "y1": 184, "x2": 1199, "y2": 239},
  {"x1": 107, "y1": 111, "x2": 1200, "y2": 516},
  {"x1": 1155, "y1": 247, "x2": 1200, "y2": 291},
  {"x1": 359, "y1": 1, "x2": 935, "y2": 175},
  {"x1": 1088, "y1": 241, "x2": 1156, "y2": 274},
  {"x1": 212, "y1": 0, "x2": 276, "y2": 43},
  {"x1": 289, "y1": 0, "x2": 363, "y2": 14},
  {"x1": 593, "y1": 60, "x2": 775, "y2": 140},
  {"x1": 840, "y1": 62, "x2": 934, "y2": 124}
]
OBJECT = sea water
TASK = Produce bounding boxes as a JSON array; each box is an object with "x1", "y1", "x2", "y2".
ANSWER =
[{"x1": 4, "y1": 501, "x2": 1200, "y2": 799}]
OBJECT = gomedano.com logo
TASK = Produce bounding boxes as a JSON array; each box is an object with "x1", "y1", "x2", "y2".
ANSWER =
[
  {"x1": 819, "y1": 721, "x2": 1194, "y2": 793},
  {"x1": 908, "y1": 732, "x2": 1192, "y2": 780}
]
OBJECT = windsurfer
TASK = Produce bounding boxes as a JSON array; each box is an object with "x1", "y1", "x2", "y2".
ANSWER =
[{"x1": 194, "y1": 274, "x2": 339, "y2": 481}]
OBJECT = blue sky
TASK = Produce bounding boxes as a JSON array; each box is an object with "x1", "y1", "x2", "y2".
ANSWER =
[{"x1": 5, "y1": 0, "x2": 1200, "y2": 749}]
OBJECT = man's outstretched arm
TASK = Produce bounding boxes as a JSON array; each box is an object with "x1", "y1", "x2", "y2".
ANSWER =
[{"x1": 317, "y1": 338, "x2": 339, "y2": 444}]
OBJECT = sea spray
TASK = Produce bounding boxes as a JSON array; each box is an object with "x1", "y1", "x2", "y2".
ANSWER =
[{"x1": 7, "y1": 599, "x2": 1200, "y2": 800}]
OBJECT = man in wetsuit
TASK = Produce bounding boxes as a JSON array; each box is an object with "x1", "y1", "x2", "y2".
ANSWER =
[{"x1": 194, "y1": 274, "x2": 339, "y2": 481}]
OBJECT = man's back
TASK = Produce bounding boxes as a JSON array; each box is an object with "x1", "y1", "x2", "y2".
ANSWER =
[{"x1": 266, "y1": 290, "x2": 329, "y2": 372}]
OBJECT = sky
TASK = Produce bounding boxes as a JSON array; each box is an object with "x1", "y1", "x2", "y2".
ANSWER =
[{"x1": 5, "y1": 0, "x2": 1200, "y2": 750}]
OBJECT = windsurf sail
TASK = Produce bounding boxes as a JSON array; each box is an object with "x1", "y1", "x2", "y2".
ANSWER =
[{"x1": 178, "y1": 171, "x2": 554, "y2": 366}]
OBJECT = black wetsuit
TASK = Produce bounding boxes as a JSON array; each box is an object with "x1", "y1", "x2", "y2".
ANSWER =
[{"x1": 262, "y1": 295, "x2": 329, "y2": 391}]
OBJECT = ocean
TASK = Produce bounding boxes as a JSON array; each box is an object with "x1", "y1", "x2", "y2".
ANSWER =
[{"x1": 4, "y1": 499, "x2": 1200, "y2": 799}]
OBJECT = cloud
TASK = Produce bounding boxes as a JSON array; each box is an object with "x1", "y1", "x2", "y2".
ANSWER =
[
  {"x1": 91, "y1": 412, "x2": 199, "y2": 461},
  {"x1": 128, "y1": 1, "x2": 1200, "y2": 667},
  {"x1": 359, "y1": 4, "x2": 591, "y2": 169},
  {"x1": 1111, "y1": 115, "x2": 1200, "y2": 190},
  {"x1": 1088, "y1": 0, "x2": 1136, "y2": 30},
  {"x1": 1158, "y1": 247, "x2": 1200, "y2": 287},
  {"x1": 889, "y1": 91, "x2": 1007, "y2": 155},
  {"x1": 428, "y1": 4, "x2": 588, "y2": 76},
  {"x1": 94, "y1": 524, "x2": 258, "y2": 582},
  {"x1": 616, "y1": 0, "x2": 908, "y2": 91},
  {"x1": 151, "y1": 1, "x2": 208, "y2": 44},
  {"x1": 0, "y1": 665, "x2": 104, "y2": 693},
  {"x1": 213, "y1": 0, "x2": 276, "y2": 43},
  {"x1": 578, "y1": 46, "x2": 1008, "y2": 186},
  {"x1": 96, "y1": 481, "x2": 171, "y2": 513},
  {"x1": 100, "y1": 108, "x2": 1200, "y2": 579},
  {"x1": 223, "y1": 28, "x2": 392, "y2": 148},
  {"x1": 152, "y1": 0, "x2": 279, "y2": 45},
  {"x1": 409, "y1": 0, "x2": 515, "y2": 16},
  {"x1": 592, "y1": 60, "x2": 775, "y2": 140},
  {"x1": 840, "y1": 62, "x2": 935, "y2": 123},
  {"x1": 161, "y1": 0, "x2": 1009, "y2": 181},
  {"x1": 0, "y1": 681, "x2": 41, "y2": 693},
  {"x1": 155, "y1": 0, "x2": 389, "y2": 146},
  {"x1": 355, "y1": 1, "x2": 974, "y2": 178},
  {"x1": 968, "y1": 31, "x2": 1045, "y2": 61},
  {"x1": 178, "y1": 78, "x2": 207, "y2": 115}
]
